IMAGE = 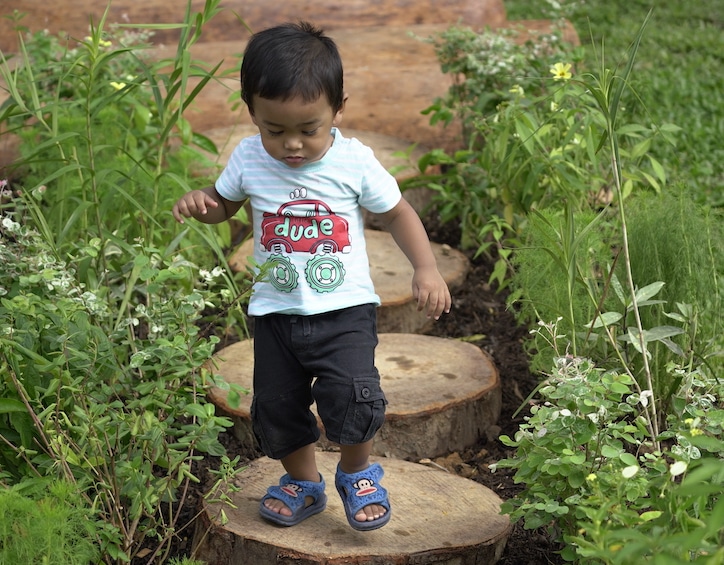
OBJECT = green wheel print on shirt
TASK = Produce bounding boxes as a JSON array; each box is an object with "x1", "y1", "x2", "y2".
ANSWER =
[
  {"x1": 305, "y1": 254, "x2": 346, "y2": 293},
  {"x1": 267, "y1": 254, "x2": 299, "y2": 293}
]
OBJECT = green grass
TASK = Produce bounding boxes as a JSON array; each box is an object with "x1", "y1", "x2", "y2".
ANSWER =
[{"x1": 505, "y1": 0, "x2": 724, "y2": 208}]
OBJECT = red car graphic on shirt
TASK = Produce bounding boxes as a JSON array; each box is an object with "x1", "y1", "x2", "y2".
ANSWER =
[{"x1": 260, "y1": 199, "x2": 352, "y2": 254}]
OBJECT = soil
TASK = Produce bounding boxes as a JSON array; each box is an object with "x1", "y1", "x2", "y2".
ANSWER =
[{"x1": 142, "y1": 216, "x2": 565, "y2": 565}]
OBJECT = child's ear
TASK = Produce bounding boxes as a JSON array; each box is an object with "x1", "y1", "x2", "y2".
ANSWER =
[{"x1": 332, "y1": 93, "x2": 348, "y2": 126}]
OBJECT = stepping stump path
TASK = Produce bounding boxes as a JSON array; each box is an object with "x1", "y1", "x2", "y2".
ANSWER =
[
  {"x1": 207, "y1": 333, "x2": 501, "y2": 460},
  {"x1": 191, "y1": 451, "x2": 511, "y2": 565},
  {"x1": 0, "y1": 1, "x2": 584, "y2": 561}
]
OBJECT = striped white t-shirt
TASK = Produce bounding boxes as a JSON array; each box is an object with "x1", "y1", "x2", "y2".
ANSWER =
[{"x1": 215, "y1": 128, "x2": 402, "y2": 316}]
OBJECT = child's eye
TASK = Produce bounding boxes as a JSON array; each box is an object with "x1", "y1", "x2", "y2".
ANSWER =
[
  {"x1": 302, "y1": 129, "x2": 319, "y2": 136},
  {"x1": 267, "y1": 130, "x2": 283, "y2": 137}
]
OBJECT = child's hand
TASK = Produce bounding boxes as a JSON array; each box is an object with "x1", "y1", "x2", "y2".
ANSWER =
[
  {"x1": 172, "y1": 190, "x2": 220, "y2": 224},
  {"x1": 412, "y1": 266, "x2": 452, "y2": 320}
]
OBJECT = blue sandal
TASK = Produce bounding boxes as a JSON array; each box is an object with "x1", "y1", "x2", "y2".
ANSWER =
[
  {"x1": 335, "y1": 463, "x2": 391, "y2": 531},
  {"x1": 259, "y1": 474, "x2": 327, "y2": 526}
]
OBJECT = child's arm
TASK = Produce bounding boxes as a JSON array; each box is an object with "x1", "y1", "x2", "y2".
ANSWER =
[
  {"x1": 376, "y1": 198, "x2": 452, "y2": 320},
  {"x1": 172, "y1": 186, "x2": 244, "y2": 225}
]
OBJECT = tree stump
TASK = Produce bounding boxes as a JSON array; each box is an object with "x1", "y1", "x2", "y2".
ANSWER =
[
  {"x1": 1, "y1": 4, "x2": 578, "y2": 152},
  {"x1": 0, "y1": 0, "x2": 508, "y2": 52},
  {"x1": 207, "y1": 333, "x2": 501, "y2": 459},
  {"x1": 228, "y1": 229, "x2": 470, "y2": 334},
  {"x1": 191, "y1": 451, "x2": 511, "y2": 565}
]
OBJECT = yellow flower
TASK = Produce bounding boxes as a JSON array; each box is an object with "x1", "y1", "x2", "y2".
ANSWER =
[
  {"x1": 110, "y1": 81, "x2": 127, "y2": 91},
  {"x1": 550, "y1": 62, "x2": 572, "y2": 81},
  {"x1": 585, "y1": 473, "x2": 597, "y2": 482}
]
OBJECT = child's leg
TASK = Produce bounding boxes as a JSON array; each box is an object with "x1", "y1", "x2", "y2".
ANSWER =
[
  {"x1": 262, "y1": 442, "x2": 321, "y2": 517},
  {"x1": 338, "y1": 440, "x2": 388, "y2": 523}
]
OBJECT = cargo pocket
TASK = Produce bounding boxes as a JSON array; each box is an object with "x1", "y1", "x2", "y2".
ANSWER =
[{"x1": 340, "y1": 376, "x2": 387, "y2": 445}]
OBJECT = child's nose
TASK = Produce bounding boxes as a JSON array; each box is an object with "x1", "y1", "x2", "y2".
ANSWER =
[{"x1": 284, "y1": 135, "x2": 303, "y2": 150}]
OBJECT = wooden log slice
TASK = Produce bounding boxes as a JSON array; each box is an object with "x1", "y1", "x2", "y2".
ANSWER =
[
  {"x1": 191, "y1": 452, "x2": 511, "y2": 565},
  {"x1": 151, "y1": 26, "x2": 463, "y2": 152},
  {"x1": 153, "y1": 21, "x2": 577, "y2": 152},
  {"x1": 207, "y1": 334, "x2": 501, "y2": 459},
  {"x1": 0, "y1": 0, "x2": 508, "y2": 52},
  {"x1": 228, "y1": 229, "x2": 470, "y2": 334}
]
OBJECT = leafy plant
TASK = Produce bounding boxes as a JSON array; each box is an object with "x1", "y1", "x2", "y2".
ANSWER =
[
  {"x1": 0, "y1": 207, "x2": 250, "y2": 562},
  {"x1": 0, "y1": 479, "x2": 100, "y2": 564},
  {"x1": 0, "y1": 1, "x2": 234, "y2": 271},
  {"x1": 0, "y1": 2, "x2": 253, "y2": 562},
  {"x1": 506, "y1": 0, "x2": 724, "y2": 209},
  {"x1": 494, "y1": 342, "x2": 724, "y2": 563},
  {"x1": 493, "y1": 11, "x2": 723, "y2": 563},
  {"x1": 404, "y1": 13, "x2": 675, "y2": 278}
]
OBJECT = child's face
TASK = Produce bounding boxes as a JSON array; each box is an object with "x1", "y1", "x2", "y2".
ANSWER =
[{"x1": 250, "y1": 95, "x2": 344, "y2": 168}]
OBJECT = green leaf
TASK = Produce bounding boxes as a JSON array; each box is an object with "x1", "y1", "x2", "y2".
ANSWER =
[
  {"x1": 634, "y1": 281, "x2": 665, "y2": 303},
  {"x1": 601, "y1": 445, "x2": 621, "y2": 459},
  {"x1": 0, "y1": 398, "x2": 26, "y2": 413},
  {"x1": 184, "y1": 403, "x2": 208, "y2": 419},
  {"x1": 648, "y1": 155, "x2": 667, "y2": 184},
  {"x1": 645, "y1": 325, "x2": 685, "y2": 342},
  {"x1": 587, "y1": 311, "x2": 623, "y2": 328},
  {"x1": 192, "y1": 131, "x2": 219, "y2": 155},
  {"x1": 640, "y1": 510, "x2": 662, "y2": 522}
]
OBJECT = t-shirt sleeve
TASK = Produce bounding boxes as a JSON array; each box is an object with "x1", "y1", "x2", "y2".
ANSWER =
[
  {"x1": 215, "y1": 142, "x2": 247, "y2": 202},
  {"x1": 357, "y1": 144, "x2": 402, "y2": 214}
]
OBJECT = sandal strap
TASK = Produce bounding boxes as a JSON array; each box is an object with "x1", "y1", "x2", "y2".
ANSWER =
[
  {"x1": 335, "y1": 463, "x2": 390, "y2": 512},
  {"x1": 265, "y1": 474, "x2": 326, "y2": 511}
]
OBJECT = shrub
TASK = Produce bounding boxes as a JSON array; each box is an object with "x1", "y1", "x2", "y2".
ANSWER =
[
  {"x1": 0, "y1": 207, "x2": 248, "y2": 562},
  {"x1": 0, "y1": 480, "x2": 100, "y2": 564},
  {"x1": 0, "y1": 2, "x2": 251, "y2": 562},
  {"x1": 494, "y1": 345, "x2": 724, "y2": 563}
]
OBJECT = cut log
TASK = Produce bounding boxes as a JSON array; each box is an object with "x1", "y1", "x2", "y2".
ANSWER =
[
  {"x1": 145, "y1": 25, "x2": 463, "y2": 152},
  {"x1": 228, "y1": 229, "x2": 470, "y2": 334},
  {"x1": 1, "y1": 9, "x2": 578, "y2": 153},
  {"x1": 191, "y1": 451, "x2": 511, "y2": 565},
  {"x1": 0, "y1": 0, "x2": 508, "y2": 52},
  {"x1": 152, "y1": 20, "x2": 578, "y2": 153},
  {"x1": 207, "y1": 333, "x2": 501, "y2": 459}
]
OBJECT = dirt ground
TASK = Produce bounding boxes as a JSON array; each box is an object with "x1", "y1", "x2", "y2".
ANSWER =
[{"x1": 150, "y1": 217, "x2": 564, "y2": 565}]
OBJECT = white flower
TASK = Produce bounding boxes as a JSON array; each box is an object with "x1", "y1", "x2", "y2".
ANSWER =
[
  {"x1": 1, "y1": 216, "x2": 21, "y2": 233},
  {"x1": 639, "y1": 390, "x2": 654, "y2": 408}
]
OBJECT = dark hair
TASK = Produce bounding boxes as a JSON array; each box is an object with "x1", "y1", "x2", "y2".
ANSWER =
[{"x1": 240, "y1": 21, "x2": 344, "y2": 114}]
